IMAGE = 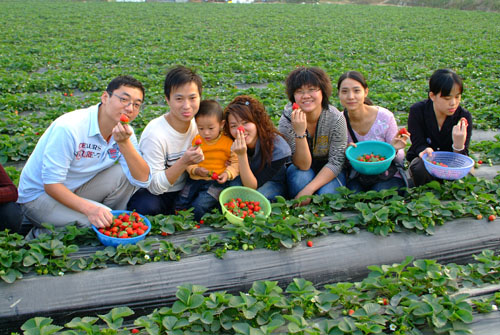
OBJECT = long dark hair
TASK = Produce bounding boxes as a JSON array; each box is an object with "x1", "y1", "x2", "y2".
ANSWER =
[
  {"x1": 223, "y1": 95, "x2": 279, "y2": 171},
  {"x1": 337, "y1": 71, "x2": 373, "y2": 106}
]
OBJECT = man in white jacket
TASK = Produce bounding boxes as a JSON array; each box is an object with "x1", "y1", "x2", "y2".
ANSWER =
[{"x1": 18, "y1": 75, "x2": 151, "y2": 236}]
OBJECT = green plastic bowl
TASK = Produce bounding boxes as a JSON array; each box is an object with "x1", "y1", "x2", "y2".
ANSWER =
[
  {"x1": 219, "y1": 186, "x2": 271, "y2": 224},
  {"x1": 345, "y1": 141, "x2": 396, "y2": 175}
]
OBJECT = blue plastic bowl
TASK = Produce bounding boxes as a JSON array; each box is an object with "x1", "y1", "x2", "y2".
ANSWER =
[
  {"x1": 92, "y1": 210, "x2": 151, "y2": 247},
  {"x1": 422, "y1": 151, "x2": 474, "y2": 180},
  {"x1": 345, "y1": 141, "x2": 396, "y2": 175}
]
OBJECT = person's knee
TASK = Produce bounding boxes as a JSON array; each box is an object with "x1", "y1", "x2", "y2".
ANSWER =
[{"x1": 127, "y1": 189, "x2": 162, "y2": 215}]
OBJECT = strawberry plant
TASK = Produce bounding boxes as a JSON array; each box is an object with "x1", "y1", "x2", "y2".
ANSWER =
[
  {"x1": 0, "y1": 2, "x2": 499, "y2": 165},
  {"x1": 14, "y1": 250, "x2": 500, "y2": 334}
]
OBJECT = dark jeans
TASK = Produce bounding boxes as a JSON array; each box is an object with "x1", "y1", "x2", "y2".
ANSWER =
[
  {"x1": 0, "y1": 201, "x2": 23, "y2": 234},
  {"x1": 229, "y1": 176, "x2": 287, "y2": 201},
  {"x1": 127, "y1": 188, "x2": 180, "y2": 216},
  {"x1": 347, "y1": 176, "x2": 406, "y2": 193},
  {"x1": 176, "y1": 179, "x2": 225, "y2": 221},
  {"x1": 409, "y1": 157, "x2": 437, "y2": 187},
  {"x1": 286, "y1": 164, "x2": 346, "y2": 199}
]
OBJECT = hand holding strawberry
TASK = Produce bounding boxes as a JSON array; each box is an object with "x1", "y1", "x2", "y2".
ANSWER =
[
  {"x1": 452, "y1": 117, "x2": 468, "y2": 151},
  {"x1": 193, "y1": 138, "x2": 202, "y2": 147},
  {"x1": 392, "y1": 127, "x2": 410, "y2": 150},
  {"x1": 290, "y1": 103, "x2": 307, "y2": 138},
  {"x1": 231, "y1": 127, "x2": 247, "y2": 156},
  {"x1": 398, "y1": 127, "x2": 409, "y2": 136}
]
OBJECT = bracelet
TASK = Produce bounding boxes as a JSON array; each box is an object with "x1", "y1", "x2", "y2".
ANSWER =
[
  {"x1": 294, "y1": 132, "x2": 307, "y2": 139},
  {"x1": 452, "y1": 144, "x2": 465, "y2": 152}
]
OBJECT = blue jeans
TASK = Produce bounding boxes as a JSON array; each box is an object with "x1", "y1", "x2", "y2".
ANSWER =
[
  {"x1": 286, "y1": 164, "x2": 346, "y2": 198},
  {"x1": 127, "y1": 188, "x2": 179, "y2": 216},
  {"x1": 229, "y1": 177, "x2": 286, "y2": 202},
  {"x1": 176, "y1": 179, "x2": 225, "y2": 221},
  {"x1": 347, "y1": 176, "x2": 406, "y2": 193}
]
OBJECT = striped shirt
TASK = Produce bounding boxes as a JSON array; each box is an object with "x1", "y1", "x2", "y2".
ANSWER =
[{"x1": 278, "y1": 103, "x2": 347, "y2": 177}]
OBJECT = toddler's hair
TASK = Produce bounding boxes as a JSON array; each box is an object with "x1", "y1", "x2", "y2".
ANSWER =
[{"x1": 196, "y1": 99, "x2": 223, "y2": 122}]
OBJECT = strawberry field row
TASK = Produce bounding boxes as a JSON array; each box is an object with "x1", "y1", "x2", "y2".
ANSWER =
[
  {"x1": 1, "y1": 2, "x2": 499, "y2": 164},
  {"x1": 13, "y1": 249, "x2": 500, "y2": 335},
  {"x1": 1, "y1": 175, "x2": 498, "y2": 284}
]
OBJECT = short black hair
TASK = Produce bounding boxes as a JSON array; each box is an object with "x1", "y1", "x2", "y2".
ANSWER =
[
  {"x1": 285, "y1": 67, "x2": 332, "y2": 110},
  {"x1": 106, "y1": 75, "x2": 145, "y2": 100},
  {"x1": 429, "y1": 69, "x2": 463, "y2": 97},
  {"x1": 196, "y1": 99, "x2": 223, "y2": 122},
  {"x1": 164, "y1": 65, "x2": 202, "y2": 100}
]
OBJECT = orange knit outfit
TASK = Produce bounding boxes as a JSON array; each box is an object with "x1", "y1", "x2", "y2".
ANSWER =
[{"x1": 187, "y1": 134, "x2": 239, "y2": 180}]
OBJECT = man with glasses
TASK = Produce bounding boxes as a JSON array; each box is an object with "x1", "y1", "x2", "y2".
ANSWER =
[{"x1": 18, "y1": 75, "x2": 151, "y2": 238}]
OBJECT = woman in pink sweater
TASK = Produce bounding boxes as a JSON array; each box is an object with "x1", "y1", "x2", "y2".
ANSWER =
[{"x1": 337, "y1": 71, "x2": 410, "y2": 192}]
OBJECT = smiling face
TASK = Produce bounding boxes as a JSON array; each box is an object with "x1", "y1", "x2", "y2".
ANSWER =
[
  {"x1": 227, "y1": 113, "x2": 258, "y2": 149},
  {"x1": 165, "y1": 81, "x2": 201, "y2": 130},
  {"x1": 430, "y1": 83, "x2": 462, "y2": 118},
  {"x1": 195, "y1": 114, "x2": 223, "y2": 142},
  {"x1": 338, "y1": 77, "x2": 368, "y2": 113},
  {"x1": 101, "y1": 85, "x2": 144, "y2": 123},
  {"x1": 293, "y1": 84, "x2": 323, "y2": 115}
]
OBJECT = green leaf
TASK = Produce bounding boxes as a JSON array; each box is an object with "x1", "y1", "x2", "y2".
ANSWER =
[
  {"x1": 413, "y1": 302, "x2": 433, "y2": 316},
  {"x1": 1, "y1": 268, "x2": 22, "y2": 283},
  {"x1": 172, "y1": 300, "x2": 188, "y2": 314},
  {"x1": 110, "y1": 306, "x2": 134, "y2": 321},
  {"x1": 338, "y1": 317, "x2": 357, "y2": 332},
  {"x1": 200, "y1": 310, "x2": 214, "y2": 325},
  {"x1": 162, "y1": 316, "x2": 178, "y2": 330},
  {"x1": 363, "y1": 302, "x2": 381, "y2": 315},
  {"x1": 454, "y1": 309, "x2": 473, "y2": 323}
]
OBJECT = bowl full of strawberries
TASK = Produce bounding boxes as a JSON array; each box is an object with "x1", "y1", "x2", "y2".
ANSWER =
[
  {"x1": 219, "y1": 186, "x2": 271, "y2": 224},
  {"x1": 92, "y1": 210, "x2": 151, "y2": 247},
  {"x1": 345, "y1": 140, "x2": 396, "y2": 175}
]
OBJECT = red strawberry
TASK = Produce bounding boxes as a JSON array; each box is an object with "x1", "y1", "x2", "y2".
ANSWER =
[
  {"x1": 398, "y1": 127, "x2": 409, "y2": 136},
  {"x1": 199, "y1": 220, "x2": 204, "y2": 224},
  {"x1": 348, "y1": 309, "x2": 355, "y2": 316},
  {"x1": 306, "y1": 240, "x2": 313, "y2": 247},
  {"x1": 382, "y1": 298, "x2": 388, "y2": 305},
  {"x1": 195, "y1": 224, "x2": 200, "y2": 229},
  {"x1": 120, "y1": 114, "x2": 130, "y2": 124},
  {"x1": 131, "y1": 329, "x2": 139, "y2": 334},
  {"x1": 478, "y1": 160, "x2": 483, "y2": 164},
  {"x1": 292, "y1": 102, "x2": 299, "y2": 110},
  {"x1": 489, "y1": 215, "x2": 496, "y2": 222},
  {"x1": 211, "y1": 172, "x2": 219, "y2": 180},
  {"x1": 237, "y1": 126, "x2": 245, "y2": 132},
  {"x1": 194, "y1": 138, "x2": 202, "y2": 146}
]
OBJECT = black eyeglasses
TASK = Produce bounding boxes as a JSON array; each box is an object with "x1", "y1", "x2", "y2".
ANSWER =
[{"x1": 108, "y1": 91, "x2": 142, "y2": 111}]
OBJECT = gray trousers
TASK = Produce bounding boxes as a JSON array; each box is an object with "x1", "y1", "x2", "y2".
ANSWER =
[{"x1": 21, "y1": 164, "x2": 136, "y2": 233}]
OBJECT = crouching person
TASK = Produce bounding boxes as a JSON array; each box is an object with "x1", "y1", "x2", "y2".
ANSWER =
[{"x1": 17, "y1": 75, "x2": 151, "y2": 238}]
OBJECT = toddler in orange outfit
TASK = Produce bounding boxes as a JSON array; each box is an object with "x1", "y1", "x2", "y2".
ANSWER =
[{"x1": 176, "y1": 100, "x2": 239, "y2": 220}]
